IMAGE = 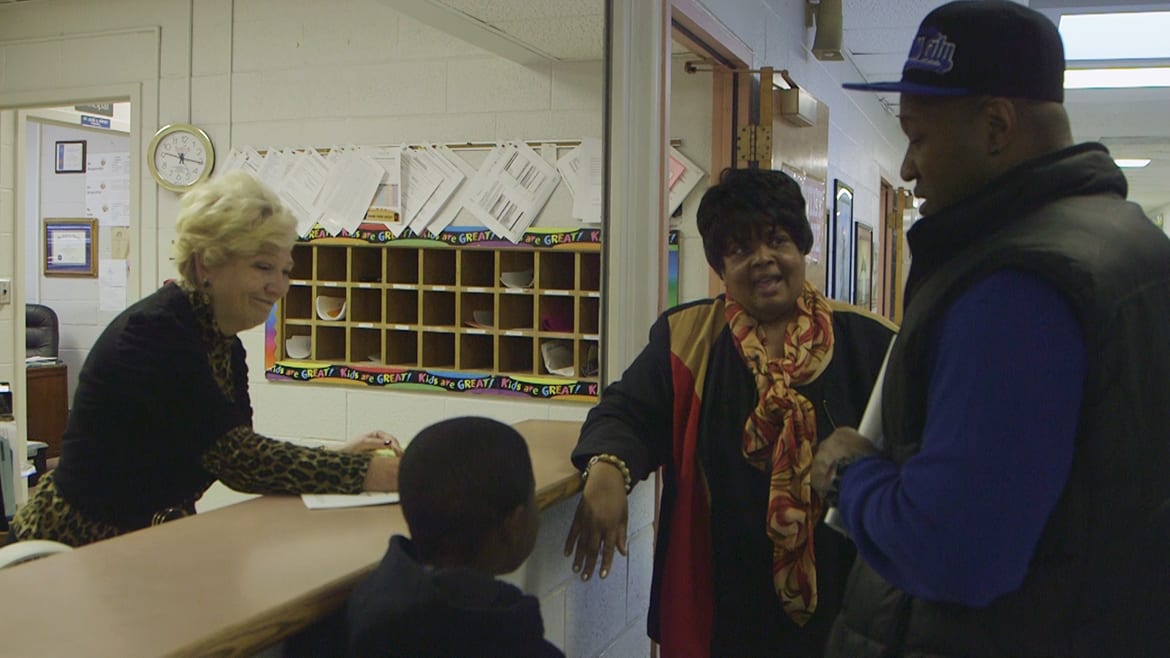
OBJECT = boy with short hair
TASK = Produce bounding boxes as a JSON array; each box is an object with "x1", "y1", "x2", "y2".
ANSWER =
[{"x1": 346, "y1": 416, "x2": 562, "y2": 658}]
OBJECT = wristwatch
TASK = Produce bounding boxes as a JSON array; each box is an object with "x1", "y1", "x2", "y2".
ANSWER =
[{"x1": 824, "y1": 456, "x2": 857, "y2": 507}]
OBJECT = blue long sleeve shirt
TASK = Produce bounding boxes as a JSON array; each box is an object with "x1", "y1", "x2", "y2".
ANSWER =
[{"x1": 838, "y1": 269, "x2": 1085, "y2": 607}]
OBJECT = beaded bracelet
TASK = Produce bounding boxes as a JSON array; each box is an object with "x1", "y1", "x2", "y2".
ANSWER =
[{"x1": 582, "y1": 453, "x2": 632, "y2": 493}]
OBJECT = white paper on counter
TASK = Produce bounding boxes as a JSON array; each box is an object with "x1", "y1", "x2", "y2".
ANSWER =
[{"x1": 302, "y1": 492, "x2": 400, "y2": 510}]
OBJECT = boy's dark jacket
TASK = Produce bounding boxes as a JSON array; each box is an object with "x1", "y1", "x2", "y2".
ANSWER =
[{"x1": 347, "y1": 535, "x2": 564, "y2": 658}]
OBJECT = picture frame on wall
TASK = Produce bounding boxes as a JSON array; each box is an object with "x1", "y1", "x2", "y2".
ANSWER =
[
  {"x1": 44, "y1": 218, "x2": 98, "y2": 277},
  {"x1": 830, "y1": 180, "x2": 854, "y2": 301},
  {"x1": 54, "y1": 140, "x2": 87, "y2": 174},
  {"x1": 853, "y1": 222, "x2": 874, "y2": 310}
]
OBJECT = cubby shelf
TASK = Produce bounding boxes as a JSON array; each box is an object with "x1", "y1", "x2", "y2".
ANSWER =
[{"x1": 270, "y1": 228, "x2": 603, "y2": 400}]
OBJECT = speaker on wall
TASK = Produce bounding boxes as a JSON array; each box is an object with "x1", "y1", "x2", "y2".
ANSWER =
[{"x1": 811, "y1": 0, "x2": 844, "y2": 61}]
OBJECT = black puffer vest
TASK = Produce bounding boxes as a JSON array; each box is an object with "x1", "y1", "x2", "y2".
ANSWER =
[{"x1": 827, "y1": 144, "x2": 1170, "y2": 657}]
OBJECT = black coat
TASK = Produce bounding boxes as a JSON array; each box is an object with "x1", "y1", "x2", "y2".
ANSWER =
[
  {"x1": 828, "y1": 144, "x2": 1170, "y2": 657},
  {"x1": 574, "y1": 297, "x2": 895, "y2": 656},
  {"x1": 347, "y1": 535, "x2": 563, "y2": 658}
]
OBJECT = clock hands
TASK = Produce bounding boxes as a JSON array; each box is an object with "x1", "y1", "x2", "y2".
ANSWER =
[{"x1": 160, "y1": 151, "x2": 205, "y2": 166}]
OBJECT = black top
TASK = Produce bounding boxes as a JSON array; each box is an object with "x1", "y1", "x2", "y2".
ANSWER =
[
  {"x1": 347, "y1": 535, "x2": 563, "y2": 658},
  {"x1": 573, "y1": 298, "x2": 894, "y2": 656},
  {"x1": 829, "y1": 144, "x2": 1170, "y2": 657},
  {"x1": 14, "y1": 283, "x2": 370, "y2": 545},
  {"x1": 54, "y1": 283, "x2": 251, "y2": 525}
]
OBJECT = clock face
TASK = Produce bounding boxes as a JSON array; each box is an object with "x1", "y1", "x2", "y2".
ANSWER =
[{"x1": 149, "y1": 125, "x2": 214, "y2": 191}]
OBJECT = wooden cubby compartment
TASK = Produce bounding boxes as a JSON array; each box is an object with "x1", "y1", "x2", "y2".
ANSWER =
[
  {"x1": 384, "y1": 329, "x2": 418, "y2": 366},
  {"x1": 538, "y1": 294, "x2": 575, "y2": 334},
  {"x1": 350, "y1": 287, "x2": 382, "y2": 323},
  {"x1": 276, "y1": 239, "x2": 603, "y2": 391},
  {"x1": 284, "y1": 285, "x2": 313, "y2": 320},
  {"x1": 317, "y1": 249, "x2": 347, "y2": 282},
  {"x1": 538, "y1": 251, "x2": 575, "y2": 290},
  {"x1": 579, "y1": 252, "x2": 601, "y2": 292},
  {"x1": 291, "y1": 245, "x2": 314, "y2": 280},
  {"x1": 350, "y1": 328, "x2": 381, "y2": 363},
  {"x1": 385, "y1": 289, "x2": 419, "y2": 325}
]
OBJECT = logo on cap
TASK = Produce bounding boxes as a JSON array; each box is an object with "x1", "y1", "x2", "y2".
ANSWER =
[{"x1": 905, "y1": 29, "x2": 956, "y2": 74}]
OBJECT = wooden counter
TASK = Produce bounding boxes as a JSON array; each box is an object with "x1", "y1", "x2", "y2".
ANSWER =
[{"x1": 0, "y1": 419, "x2": 583, "y2": 657}]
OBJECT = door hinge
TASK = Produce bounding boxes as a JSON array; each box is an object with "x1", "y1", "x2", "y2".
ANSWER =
[{"x1": 737, "y1": 124, "x2": 772, "y2": 165}]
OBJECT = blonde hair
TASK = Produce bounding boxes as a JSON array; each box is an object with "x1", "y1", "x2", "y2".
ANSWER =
[{"x1": 172, "y1": 171, "x2": 298, "y2": 287}]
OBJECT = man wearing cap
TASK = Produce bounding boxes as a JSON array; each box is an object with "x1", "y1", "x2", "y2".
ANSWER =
[{"x1": 810, "y1": 1, "x2": 1170, "y2": 656}]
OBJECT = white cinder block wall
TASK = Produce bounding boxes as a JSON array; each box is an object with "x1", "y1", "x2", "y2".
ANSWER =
[
  {"x1": 697, "y1": 0, "x2": 908, "y2": 240},
  {"x1": 0, "y1": 1, "x2": 905, "y2": 656},
  {"x1": 29, "y1": 123, "x2": 131, "y2": 404}
]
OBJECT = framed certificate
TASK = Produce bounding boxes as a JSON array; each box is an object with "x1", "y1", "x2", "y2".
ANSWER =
[
  {"x1": 54, "y1": 140, "x2": 87, "y2": 174},
  {"x1": 44, "y1": 218, "x2": 98, "y2": 277}
]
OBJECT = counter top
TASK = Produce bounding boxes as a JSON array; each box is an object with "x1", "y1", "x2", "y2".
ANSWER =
[{"x1": 0, "y1": 419, "x2": 583, "y2": 657}]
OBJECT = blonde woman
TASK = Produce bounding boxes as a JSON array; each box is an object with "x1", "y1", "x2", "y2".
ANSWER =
[{"x1": 11, "y1": 172, "x2": 399, "y2": 547}]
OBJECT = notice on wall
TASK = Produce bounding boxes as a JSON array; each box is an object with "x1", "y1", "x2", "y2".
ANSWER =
[
  {"x1": 404, "y1": 146, "x2": 467, "y2": 236},
  {"x1": 461, "y1": 141, "x2": 560, "y2": 243},
  {"x1": 109, "y1": 227, "x2": 131, "y2": 260},
  {"x1": 780, "y1": 163, "x2": 825, "y2": 263},
  {"x1": 667, "y1": 146, "x2": 705, "y2": 217},
  {"x1": 85, "y1": 152, "x2": 130, "y2": 227},
  {"x1": 99, "y1": 259, "x2": 128, "y2": 311},
  {"x1": 556, "y1": 138, "x2": 603, "y2": 224},
  {"x1": 362, "y1": 146, "x2": 404, "y2": 231}
]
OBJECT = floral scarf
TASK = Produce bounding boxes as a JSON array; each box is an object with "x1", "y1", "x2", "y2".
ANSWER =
[{"x1": 725, "y1": 281, "x2": 834, "y2": 626}]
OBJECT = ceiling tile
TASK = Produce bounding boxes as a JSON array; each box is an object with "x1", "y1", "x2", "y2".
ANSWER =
[
  {"x1": 492, "y1": 15, "x2": 604, "y2": 61},
  {"x1": 845, "y1": 27, "x2": 914, "y2": 55}
]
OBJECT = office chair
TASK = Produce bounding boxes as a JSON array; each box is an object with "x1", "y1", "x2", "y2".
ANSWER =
[{"x1": 25, "y1": 304, "x2": 60, "y2": 360}]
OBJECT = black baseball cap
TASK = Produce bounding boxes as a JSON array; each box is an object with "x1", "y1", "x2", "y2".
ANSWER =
[{"x1": 843, "y1": 0, "x2": 1065, "y2": 102}]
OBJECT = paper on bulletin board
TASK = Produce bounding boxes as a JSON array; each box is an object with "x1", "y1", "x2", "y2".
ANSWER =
[
  {"x1": 419, "y1": 145, "x2": 476, "y2": 237},
  {"x1": 87, "y1": 152, "x2": 130, "y2": 177},
  {"x1": 804, "y1": 176, "x2": 826, "y2": 263},
  {"x1": 557, "y1": 138, "x2": 602, "y2": 224},
  {"x1": 218, "y1": 147, "x2": 263, "y2": 177},
  {"x1": 257, "y1": 148, "x2": 292, "y2": 191},
  {"x1": 99, "y1": 259, "x2": 128, "y2": 311},
  {"x1": 276, "y1": 149, "x2": 329, "y2": 235},
  {"x1": 317, "y1": 150, "x2": 384, "y2": 236},
  {"x1": 401, "y1": 147, "x2": 445, "y2": 227},
  {"x1": 362, "y1": 146, "x2": 404, "y2": 231},
  {"x1": 109, "y1": 227, "x2": 131, "y2": 260},
  {"x1": 668, "y1": 146, "x2": 705, "y2": 216},
  {"x1": 462, "y1": 141, "x2": 560, "y2": 243},
  {"x1": 407, "y1": 145, "x2": 467, "y2": 236},
  {"x1": 780, "y1": 163, "x2": 826, "y2": 263},
  {"x1": 85, "y1": 152, "x2": 130, "y2": 227}
]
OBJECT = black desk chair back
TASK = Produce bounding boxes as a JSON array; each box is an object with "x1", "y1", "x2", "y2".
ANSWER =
[{"x1": 26, "y1": 304, "x2": 60, "y2": 360}]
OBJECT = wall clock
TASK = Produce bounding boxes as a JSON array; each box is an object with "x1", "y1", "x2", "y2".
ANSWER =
[{"x1": 147, "y1": 123, "x2": 215, "y2": 193}]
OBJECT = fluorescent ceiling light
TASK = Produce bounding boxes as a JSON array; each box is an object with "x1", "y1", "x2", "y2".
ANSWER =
[
  {"x1": 1060, "y1": 12, "x2": 1170, "y2": 60},
  {"x1": 1065, "y1": 67, "x2": 1170, "y2": 88},
  {"x1": 1115, "y1": 158, "x2": 1151, "y2": 168}
]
